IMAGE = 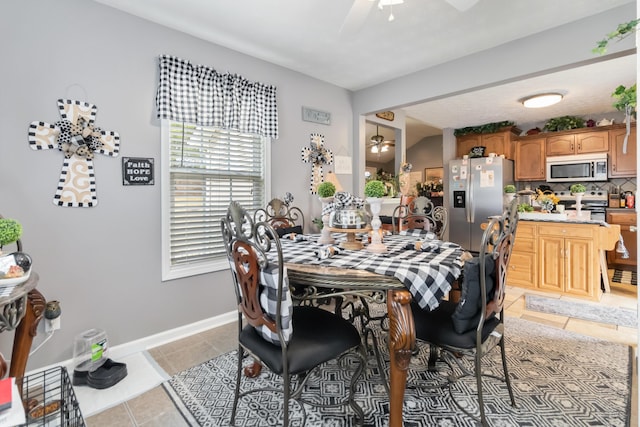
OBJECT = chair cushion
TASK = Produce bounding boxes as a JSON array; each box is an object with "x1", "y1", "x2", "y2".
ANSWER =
[
  {"x1": 239, "y1": 306, "x2": 361, "y2": 376},
  {"x1": 275, "y1": 225, "x2": 303, "y2": 237},
  {"x1": 451, "y1": 256, "x2": 495, "y2": 334},
  {"x1": 412, "y1": 301, "x2": 500, "y2": 350},
  {"x1": 257, "y1": 264, "x2": 294, "y2": 345},
  {"x1": 229, "y1": 261, "x2": 294, "y2": 345}
]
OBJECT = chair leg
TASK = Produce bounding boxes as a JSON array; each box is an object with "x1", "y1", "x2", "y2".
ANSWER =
[
  {"x1": 475, "y1": 351, "x2": 488, "y2": 427},
  {"x1": 427, "y1": 345, "x2": 439, "y2": 372},
  {"x1": 500, "y1": 338, "x2": 516, "y2": 407},
  {"x1": 282, "y1": 368, "x2": 291, "y2": 427},
  {"x1": 348, "y1": 345, "x2": 366, "y2": 426},
  {"x1": 231, "y1": 346, "x2": 244, "y2": 426}
]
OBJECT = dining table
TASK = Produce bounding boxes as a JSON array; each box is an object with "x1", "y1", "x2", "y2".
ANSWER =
[{"x1": 275, "y1": 229, "x2": 465, "y2": 427}]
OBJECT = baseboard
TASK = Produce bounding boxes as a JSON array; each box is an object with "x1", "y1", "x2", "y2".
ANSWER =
[{"x1": 27, "y1": 310, "x2": 237, "y2": 376}]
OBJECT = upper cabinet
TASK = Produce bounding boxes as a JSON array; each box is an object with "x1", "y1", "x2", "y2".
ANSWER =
[
  {"x1": 513, "y1": 124, "x2": 637, "y2": 181},
  {"x1": 456, "y1": 127, "x2": 521, "y2": 159},
  {"x1": 609, "y1": 125, "x2": 637, "y2": 177},
  {"x1": 545, "y1": 130, "x2": 609, "y2": 156},
  {"x1": 514, "y1": 138, "x2": 545, "y2": 181}
]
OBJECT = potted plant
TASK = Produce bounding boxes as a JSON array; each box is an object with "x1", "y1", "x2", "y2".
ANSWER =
[
  {"x1": 364, "y1": 180, "x2": 387, "y2": 253},
  {"x1": 317, "y1": 182, "x2": 337, "y2": 244},
  {"x1": 543, "y1": 116, "x2": 585, "y2": 132},
  {"x1": 569, "y1": 183, "x2": 586, "y2": 195},
  {"x1": 317, "y1": 182, "x2": 336, "y2": 198},
  {"x1": 504, "y1": 184, "x2": 517, "y2": 205},
  {"x1": 0, "y1": 218, "x2": 22, "y2": 253},
  {"x1": 612, "y1": 84, "x2": 636, "y2": 154},
  {"x1": 364, "y1": 180, "x2": 386, "y2": 199}
]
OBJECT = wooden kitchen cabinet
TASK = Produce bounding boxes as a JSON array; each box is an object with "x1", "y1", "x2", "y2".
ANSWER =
[
  {"x1": 609, "y1": 126, "x2": 637, "y2": 177},
  {"x1": 514, "y1": 138, "x2": 545, "y2": 180},
  {"x1": 507, "y1": 222, "x2": 537, "y2": 288},
  {"x1": 546, "y1": 130, "x2": 608, "y2": 156},
  {"x1": 538, "y1": 224, "x2": 595, "y2": 299},
  {"x1": 606, "y1": 210, "x2": 637, "y2": 268},
  {"x1": 456, "y1": 127, "x2": 520, "y2": 159},
  {"x1": 508, "y1": 221, "x2": 619, "y2": 301}
]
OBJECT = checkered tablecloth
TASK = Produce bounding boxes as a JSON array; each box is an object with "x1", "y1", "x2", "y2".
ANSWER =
[{"x1": 275, "y1": 233, "x2": 464, "y2": 311}]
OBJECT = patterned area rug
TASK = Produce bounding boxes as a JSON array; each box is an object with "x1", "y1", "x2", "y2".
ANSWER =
[
  {"x1": 612, "y1": 269, "x2": 638, "y2": 286},
  {"x1": 164, "y1": 317, "x2": 632, "y2": 426},
  {"x1": 525, "y1": 294, "x2": 637, "y2": 328}
]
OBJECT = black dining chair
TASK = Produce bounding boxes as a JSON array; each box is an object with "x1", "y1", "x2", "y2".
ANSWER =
[
  {"x1": 410, "y1": 200, "x2": 518, "y2": 426},
  {"x1": 392, "y1": 195, "x2": 448, "y2": 239},
  {"x1": 253, "y1": 196, "x2": 305, "y2": 235},
  {"x1": 222, "y1": 201, "x2": 365, "y2": 426}
]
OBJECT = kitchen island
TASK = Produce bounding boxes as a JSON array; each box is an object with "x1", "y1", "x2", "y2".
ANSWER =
[{"x1": 508, "y1": 218, "x2": 620, "y2": 301}]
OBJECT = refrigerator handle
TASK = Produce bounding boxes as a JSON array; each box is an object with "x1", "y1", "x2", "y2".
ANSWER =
[{"x1": 468, "y1": 171, "x2": 474, "y2": 223}]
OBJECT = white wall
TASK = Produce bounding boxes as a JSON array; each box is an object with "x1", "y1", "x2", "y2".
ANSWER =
[{"x1": 0, "y1": 0, "x2": 353, "y2": 369}]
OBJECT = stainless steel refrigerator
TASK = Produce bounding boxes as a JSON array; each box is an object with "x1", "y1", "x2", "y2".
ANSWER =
[{"x1": 447, "y1": 157, "x2": 514, "y2": 253}]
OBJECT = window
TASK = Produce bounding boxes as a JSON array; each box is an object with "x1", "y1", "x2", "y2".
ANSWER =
[{"x1": 161, "y1": 120, "x2": 270, "y2": 280}]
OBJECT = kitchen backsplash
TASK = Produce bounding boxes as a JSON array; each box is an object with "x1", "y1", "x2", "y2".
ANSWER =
[{"x1": 513, "y1": 178, "x2": 636, "y2": 195}]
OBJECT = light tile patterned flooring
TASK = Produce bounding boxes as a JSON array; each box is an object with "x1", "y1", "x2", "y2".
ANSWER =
[{"x1": 86, "y1": 282, "x2": 638, "y2": 426}]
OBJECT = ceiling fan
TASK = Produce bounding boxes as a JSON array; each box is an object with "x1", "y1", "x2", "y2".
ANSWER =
[
  {"x1": 341, "y1": 0, "x2": 479, "y2": 34},
  {"x1": 368, "y1": 125, "x2": 395, "y2": 155}
]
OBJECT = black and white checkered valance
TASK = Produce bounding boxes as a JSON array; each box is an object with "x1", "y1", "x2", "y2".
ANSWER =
[{"x1": 156, "y1": 54, "x2": 279, "y2": 139}]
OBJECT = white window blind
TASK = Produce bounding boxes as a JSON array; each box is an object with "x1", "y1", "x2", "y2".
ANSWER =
[{"x1": 161, "y1": 120, "x2": 268, "y2": 280}]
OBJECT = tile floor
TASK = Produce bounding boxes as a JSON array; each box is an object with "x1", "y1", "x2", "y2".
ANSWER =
[{"x1": 86, "y1": 283, "x2": 639, "y2": 426}]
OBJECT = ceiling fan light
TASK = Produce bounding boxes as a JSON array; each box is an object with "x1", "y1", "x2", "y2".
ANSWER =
[
  {"x1": 522, "y1": 93, "x2": 563, "y2": 108},
  {"x1": 379, "y1": 0, "x2": 404, "y2": 5},
  {"x1": 381, "y1": 145, "x2": 389, "y2": 152},
  {"x1": 371, "y1": 146, "x2": 379, "y2": 153}
]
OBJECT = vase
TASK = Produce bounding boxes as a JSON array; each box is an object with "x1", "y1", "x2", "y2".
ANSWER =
[
  {"x1": 573, "y1": 192, "x2": 584, "y2": 215},
  {"x1": 366, "y1": 197, "x2": 387, "y2": 253},
  {"x1": 317, "y1": 197, "x2": 335, "y2": 244}
]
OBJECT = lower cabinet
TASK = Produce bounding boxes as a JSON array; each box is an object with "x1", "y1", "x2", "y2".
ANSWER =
[
  {"x1": 508, "y1": 222, "x2": 537, "y2": 288},
  {"x1": 538, "y1": 232, "x2": 594, "y2": 298},
  {"x1": 508, "y1": 221, "x2": 611, "y2": 301}
]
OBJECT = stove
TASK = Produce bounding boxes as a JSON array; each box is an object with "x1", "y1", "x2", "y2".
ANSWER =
[{"x1": 554, "y1": 190, "x2": 608, "y2": 221}]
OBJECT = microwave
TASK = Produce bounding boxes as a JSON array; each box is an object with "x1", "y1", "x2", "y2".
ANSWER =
[{"x1": 546, "y1": 153, "x2": 608, "y2": 182}]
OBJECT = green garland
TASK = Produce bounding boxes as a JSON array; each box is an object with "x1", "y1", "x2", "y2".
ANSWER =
[
  {"x1": 454, "y1": 121, "x2": 515, "y2": 136},
  {"x1": 593, "y1": 19, "x2": 640, "y2": 55}
]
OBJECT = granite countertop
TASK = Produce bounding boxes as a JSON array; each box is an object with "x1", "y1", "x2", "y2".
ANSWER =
[{"x1": 519, "y1": 217, "x2": 609, "y2": 226}]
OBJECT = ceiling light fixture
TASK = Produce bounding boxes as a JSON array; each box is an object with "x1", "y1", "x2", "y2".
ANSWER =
[
  {"x1": 372, "y1": 0, "x2": 404, "y2": 22},
  {"x1": 521, "y1": 93, "x2": 563, "y2": 108}
]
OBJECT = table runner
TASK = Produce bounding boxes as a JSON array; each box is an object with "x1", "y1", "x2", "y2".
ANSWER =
[{"x1": 276, "y1": 232, "x2": 464, "y2": 310}]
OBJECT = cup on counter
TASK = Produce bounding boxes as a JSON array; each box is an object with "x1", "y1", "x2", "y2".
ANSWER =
[
  {"x1": 556, "y1": 205, "x2": 565, "y2": 213},
  {"x1": 488, "y1": 152, "x2": 497, "y2": 157},
  {"x1": 462, "y1": 154, "x2": 469, "y2": 159}
]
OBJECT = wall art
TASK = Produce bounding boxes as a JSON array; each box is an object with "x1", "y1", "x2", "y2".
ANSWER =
[
  {"x1": 29, "y1": 99, "x2": 120, "y2": 207},
  {"x1": 301, "y1": 133, "x2": 333, "y2": 194}
]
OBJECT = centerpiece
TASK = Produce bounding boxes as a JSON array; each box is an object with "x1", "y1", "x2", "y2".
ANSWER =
[
  {"x1": 325, "y1": 191, "x2": 368, "y2": 250},
  {"x1": 535, "y1": 190, "x2": 560, "y2": 213}
]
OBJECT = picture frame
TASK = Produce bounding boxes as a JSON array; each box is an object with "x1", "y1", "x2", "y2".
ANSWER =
[{"x1": 425, "y1": 167, "x2": 443, "y2": 183}]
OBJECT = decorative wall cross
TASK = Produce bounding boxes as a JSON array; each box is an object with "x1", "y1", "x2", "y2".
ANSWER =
[
  {"x1": 28, "y1": 99, "x2": 120, "y2": 207},
  {"x1": 300, "y1": 133, "x2": 333, "y2": 194}
]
